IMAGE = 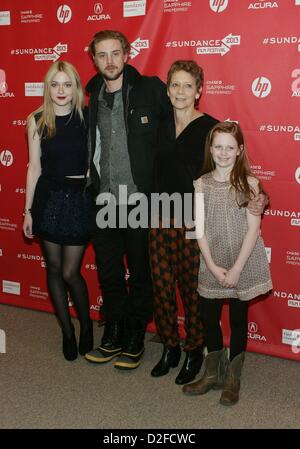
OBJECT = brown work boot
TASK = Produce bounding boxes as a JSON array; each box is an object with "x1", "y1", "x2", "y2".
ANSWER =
[
  {"x1": 220, "y1": 352, "x2": 245, "y2": 406},
  {"x1": 182, "y1": 348, "x2": 228, "y2": 396}
]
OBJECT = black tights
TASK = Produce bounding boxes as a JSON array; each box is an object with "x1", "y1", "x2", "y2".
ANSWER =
[
  {"x1": 200, "y1": 297, "x2": 249, "y2": 361},
  {"x1": 42, "y1": 240, "x2": 90, "y2": 338}
]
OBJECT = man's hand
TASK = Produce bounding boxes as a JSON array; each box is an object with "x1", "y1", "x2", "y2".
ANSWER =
[{"x1": 247, "y1": 192, "x2": 268, "y2": 216}]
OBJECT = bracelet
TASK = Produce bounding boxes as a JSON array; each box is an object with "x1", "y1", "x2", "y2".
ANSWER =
[{"x1": 23, "y1": 208, "x2": 32, "y2": 217}]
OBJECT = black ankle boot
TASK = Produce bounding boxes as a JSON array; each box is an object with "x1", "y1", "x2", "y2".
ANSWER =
[
  {"x1": 62, "y1": 330, "x2": 78, "y2": 361},
  {"x1": 175, "y1": 346, "x2": 204, "y2": 385},
  {"x1": 151, "y1": 345, "x2": 181, "y2": 377},
  {"x1": 79, "y1": 321, "x2": 94, "y2": 356}
]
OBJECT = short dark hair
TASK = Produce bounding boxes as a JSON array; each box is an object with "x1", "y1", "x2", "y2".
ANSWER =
[
  {"x1": 88, "y1": 30, "x2": 131, "y2": 56},
  {"x1": 167, "y1": 60, "x2": 204, "y2": 91}
]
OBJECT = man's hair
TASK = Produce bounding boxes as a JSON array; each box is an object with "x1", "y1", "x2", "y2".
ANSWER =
[
  {"x1": 167, "y1": 60, "x2": 204, "y2": 91},
  {"x1": 88, "y1": 30, "x2": 131, "y2": 56}
]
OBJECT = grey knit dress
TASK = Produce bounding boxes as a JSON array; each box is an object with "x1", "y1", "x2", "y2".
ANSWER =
[{"x1": 194, "y1": 172, "x2": 273, "y2": 301}]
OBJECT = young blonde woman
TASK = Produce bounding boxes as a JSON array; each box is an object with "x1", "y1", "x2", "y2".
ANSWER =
[{"x1": 23, "y1": 61, "x2": 94, "y2": 361}]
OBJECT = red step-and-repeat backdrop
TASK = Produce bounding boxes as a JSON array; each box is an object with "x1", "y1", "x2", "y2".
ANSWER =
[{"x1": 0, "y1": 0, "x2": 299, "y2": 360}]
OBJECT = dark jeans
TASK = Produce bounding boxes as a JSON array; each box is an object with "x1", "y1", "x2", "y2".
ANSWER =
[
  {"x1": 92, "y1": 207, "x2": 153, "y2": 322},
  {"x1": 200, "y1": 297, "x2": 249, "y2": 361}
]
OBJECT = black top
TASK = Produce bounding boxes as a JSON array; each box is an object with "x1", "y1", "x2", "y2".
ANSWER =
[
  {"x1": 38, "y1": 108, "x2": 88, "y2": 178},
  {"x1": 154, "y1": 113, "x2": 218, "y2": 219},
  {"x1": 102, "y1": 89, "x2": 119, "y2": 110}
]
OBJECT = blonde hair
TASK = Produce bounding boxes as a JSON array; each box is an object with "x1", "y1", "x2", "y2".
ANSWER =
[{"x1": 28, "y1": 61, "x2": 85, "y2": 139}]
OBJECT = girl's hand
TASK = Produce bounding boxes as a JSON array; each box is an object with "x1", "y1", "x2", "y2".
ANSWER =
[
  {"x1": 222, "y1": 267, "x2": 241, "y2": 288},
  {"x1": 23, "y1": 214, "x2": 34, "y2": 239},
  {"x1": 209, "y1": 264, "x2": 227, "y2": 285}
]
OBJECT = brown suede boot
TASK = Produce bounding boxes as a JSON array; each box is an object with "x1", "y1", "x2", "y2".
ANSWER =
[
  {"x1": 220, "y1": 352, "x2": 245, "y2": 406},
  {"x1": 182, "y1": 348, "x2": 228, "y2": 396}
]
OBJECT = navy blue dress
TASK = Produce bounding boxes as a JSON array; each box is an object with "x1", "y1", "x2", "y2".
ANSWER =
[{"x1": 31, "y1": 109, "x2": 94, "y2": 245}]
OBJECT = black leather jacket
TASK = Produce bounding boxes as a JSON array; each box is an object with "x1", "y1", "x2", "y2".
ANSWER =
[{"x1": 86, "y1": 64, "x2": 171, "y2": 197}]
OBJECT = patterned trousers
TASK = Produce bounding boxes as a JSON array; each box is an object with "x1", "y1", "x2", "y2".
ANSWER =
[{"x1": 149, "y1": 225, "x2": 204, "y2": 351}]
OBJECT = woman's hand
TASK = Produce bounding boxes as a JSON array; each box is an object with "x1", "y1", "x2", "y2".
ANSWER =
[
  {"x1": 247, "y1": 192, "x2": 268, "y2": 216},
  {"x1": 23, "y1": 214, "x2": 34, "y2": 239}
]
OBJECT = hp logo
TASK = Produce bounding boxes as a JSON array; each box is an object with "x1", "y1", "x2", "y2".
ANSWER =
[
  {"x1": 210, "y1": 0, "x2": 228, "y2": 13},
  {"x1": 57, "y1": 5, "x2": 72, "y2": 24},
  {"x1": 252, "y1": 77, "x2": 272, "y2": 98}
]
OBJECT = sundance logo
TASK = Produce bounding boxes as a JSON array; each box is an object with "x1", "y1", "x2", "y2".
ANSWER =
[
  {"x1": 264, "y1": 209, "x2": 300, "y2": 226},
  {"x1": 263, "y1": 36, "x2": 300, "y2": 47},
  {"x1": 274, "y1": 291, "x2": 300, "y2": 302},
  {"x1": 288, "y1": 300, "x2": 300, "y2": 308},
  {"x1": 57, "y1": 5, "x2": 72, "y2": 23},
  {"x1": 11, "y1": 43, "x2": 68, "y2": 62},
  {"x1": 12, "y1": 120, "x2": 27, "y2": 126},
  {"x1": 17, "y1": 253, "x2": 46, "y2": 267},
  {"x1": 210, "y1": 0, "x2": 228, "y2": 13},
  {"x1": 197, "y1": 33, "x2": 240, "y2": 56},
  {"x1": 258, "y1": 123, "x2": 300, "y2": 142},
  {"x1": 166, "y1": 34, "x2": 240, "y2": 56},
  {"x1": 275, "y1": 291, "x2": 300, "y2": 311},
  {"x1": 248, "y1": 322, "x2": 266, "y2": 342},
  {"x1": 252, "y1": 77, "x2": 271, "y2": 98},
  {"x1": 130, "y1": 37, "x2": 149, "y2": 59}
]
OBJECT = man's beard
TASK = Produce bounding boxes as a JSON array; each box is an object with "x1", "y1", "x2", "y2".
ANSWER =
[{"x1": 102, "y1": 66, "x2": 124, "y2": 81}]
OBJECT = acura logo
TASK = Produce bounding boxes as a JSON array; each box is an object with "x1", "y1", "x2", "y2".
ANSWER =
[
  {"x1": 94, "y1": 3, "x2": 103, "y2": 14},
  {"x1": 248, "y1": 322, "x2": 258, "y2": 333}
]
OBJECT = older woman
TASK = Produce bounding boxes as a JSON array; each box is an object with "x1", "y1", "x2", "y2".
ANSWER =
[{"x1": 149, "y1": 60, "x2": 218, "y2": 384}]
